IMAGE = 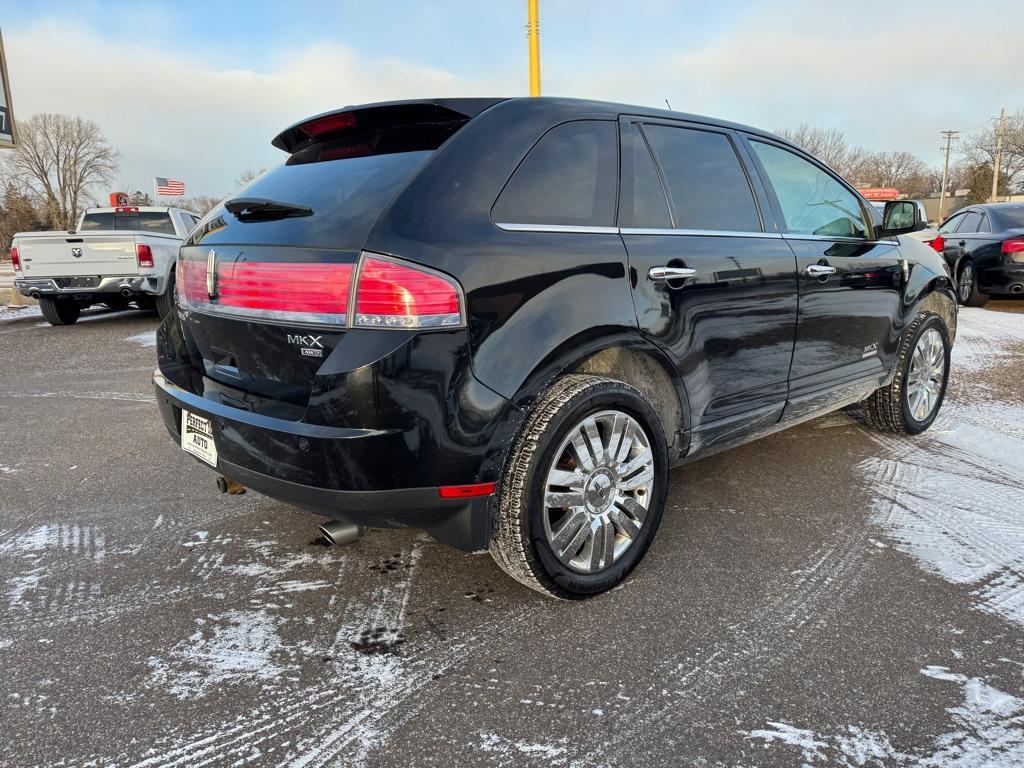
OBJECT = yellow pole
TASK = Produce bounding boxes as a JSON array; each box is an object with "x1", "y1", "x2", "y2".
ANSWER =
[{"x1": 527, "y1": 0, "x2": 541, "y2": 96}]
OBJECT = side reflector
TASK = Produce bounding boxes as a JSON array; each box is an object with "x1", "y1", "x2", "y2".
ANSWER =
[
  {"x1": 136, "y1": 243, "x2": 154, "y2": 268},
  {"x1": 438, "y1": 482, "x2": 496, "y2": 499},
  {"x1": 10, "y1": 246, "x2": 21, "y2": 271}
]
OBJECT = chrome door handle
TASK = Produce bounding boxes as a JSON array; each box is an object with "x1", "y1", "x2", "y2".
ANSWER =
[
  {"x1": 804, "y1": 264, "x2": 837, "y2": 277},
  {"x1": 649, "y1": 266, "x2": 697, "y2": 282}
]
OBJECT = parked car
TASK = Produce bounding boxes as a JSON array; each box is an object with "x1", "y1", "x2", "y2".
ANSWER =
[
  {"x1": 12, "y1": 206, "x2": 200, "y2": 325},
  {"x1": 935, "y1": 203, "x2": 1024, "y2": 306},
  {"x1": 154, "y1": 97, "x2": 957, "y2": 598},
  {"x1": 869, "y1": 199, "x2": 942, "y2": 250}
]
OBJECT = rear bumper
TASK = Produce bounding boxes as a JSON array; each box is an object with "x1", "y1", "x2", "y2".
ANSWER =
[
  {"x1": 15, "y1": 274, "x2": 162, "y2": 298},
  {"x1": 979, "y1": 263, "x2": 1024, "y2": 294},
  {"x1": 153, "y1": 369, "x2": 494, "y2": 551}
]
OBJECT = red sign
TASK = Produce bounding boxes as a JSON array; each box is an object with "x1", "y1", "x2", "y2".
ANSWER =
[
  {"x1": 109, "y1": 192, "x2": 129, "y2": 207},
  {"x1": 859, "y1": 188, "x2": 900, "y2": 201}
]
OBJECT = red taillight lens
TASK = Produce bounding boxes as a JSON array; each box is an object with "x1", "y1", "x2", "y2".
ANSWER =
[
  {"x1": 354, "y1": 256, "x2": 463, "y2": 329},
  {"x1": 136, "y1": 243, "x2": 154, "y2": 268},
  {"x1": 1002, "y1": 238, "x2": 1024, "y2": 254},
  {"x1": 438, "y1": 482, "x2": 496, "y2": 499},
  {"x1": 927, "y1": 235, "x2": 945, "y2": 253},
  {"x1": 10, "y1": 246, "x2": 21, "y2": 271},
  {"x1": 218, "y1": 262, "x2": 353, "y2": 315},
  {"x1": 299, "y1": 112, "x2": 357, "y2": 140}
]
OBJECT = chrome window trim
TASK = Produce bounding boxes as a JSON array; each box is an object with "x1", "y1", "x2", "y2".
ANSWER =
[
  {"x1": 620, "y1": 227, "x2": 781, "y2": 239},
  {"x1": 784, "y1": 233, "x2": 899, "y2": 246},
  {"x1": 495, "y1": 222, "x2": 620, "y2": 235}
]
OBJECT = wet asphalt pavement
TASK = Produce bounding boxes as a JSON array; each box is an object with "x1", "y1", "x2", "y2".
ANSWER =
[{"x1": 1, "y1": 302, "x2": 1023, "y2": 767}]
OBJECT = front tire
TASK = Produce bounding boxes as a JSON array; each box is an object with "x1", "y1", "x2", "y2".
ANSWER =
[
  {"x1": 490, "y1": 374, "x2": 669, "y2": 598},
  {"x1": 39, "y1": 296, "x2": 81, "y2": 326},
  {"x1": 957, "y1": 260, "x2": 989, "y2": 307},
  {"x1": 863, "y1": 312, "x2": 950, "y2": 435}
]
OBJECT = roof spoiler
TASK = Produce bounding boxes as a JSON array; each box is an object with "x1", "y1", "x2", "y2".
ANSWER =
[{"x1": 271, "y1": 98, "x2": 505, "y2": 154}]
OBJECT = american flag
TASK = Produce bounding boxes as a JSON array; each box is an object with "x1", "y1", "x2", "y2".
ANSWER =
[{"x1": 155, "y1": 177, "x2": 185, "y2": 196}]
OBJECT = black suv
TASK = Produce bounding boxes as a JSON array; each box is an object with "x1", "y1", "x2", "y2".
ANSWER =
[{"x1": 155, "y1": 97, "x2": 957, "y2": 598}]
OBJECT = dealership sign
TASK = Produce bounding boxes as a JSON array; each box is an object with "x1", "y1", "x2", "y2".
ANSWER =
[
  {"x1": 0, "y1": 29, "x2": 15, "y2": 148},
  {"x1": 859, "y1": 188, "x2": 900, "y2": 201}
]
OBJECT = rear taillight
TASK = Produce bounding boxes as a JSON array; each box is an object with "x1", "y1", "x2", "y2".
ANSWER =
[
  {"x1": 1002, "y1": 238, "x2": 1024, "y2": 259},
  {"x1": 927, "y1": 235, "x2": 944, "y2": 253},
  {"x1": 177, "y1": 251, "x2": 464, "y2": 330},
  {"x1": 354, "y1": 256, "x2": 463, "y2": 329},
  {"x1": 10, "y1": 246, "x2": 21, "y2": 271},
  {"x1": 136, "y1": 243, "x2": 154, "y2": 268}
]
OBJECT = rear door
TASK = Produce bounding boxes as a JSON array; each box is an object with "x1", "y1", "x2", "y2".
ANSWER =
[
  {"x1": 618, "y1": 117, "x2": 799, "y2": 452},
  {"x1": 743, "y1": 137, "x2": 904, "y2": 420}
]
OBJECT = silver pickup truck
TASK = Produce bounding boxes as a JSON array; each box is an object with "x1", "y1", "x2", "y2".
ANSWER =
[{"x1": 11, "y1": 206, "x2": 201, "y2": 325}]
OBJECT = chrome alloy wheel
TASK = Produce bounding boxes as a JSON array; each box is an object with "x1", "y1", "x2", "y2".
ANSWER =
[
  {"x1": 907, "y1": 328, "x2": 945, "y2": 421},
  {"x1": 958, "y1": 262, "x2": 974, "y2": 303},
  {"x1": 542, "y1": 410, "x2": 655, "y2": 574}
]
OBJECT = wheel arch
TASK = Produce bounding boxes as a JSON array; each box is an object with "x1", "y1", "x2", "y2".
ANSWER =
[{"x1": 910, "y1": 276, "x2": 958, "y2": 343}]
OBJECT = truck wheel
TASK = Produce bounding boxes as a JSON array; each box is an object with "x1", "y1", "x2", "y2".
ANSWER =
[
  {"x1": 957, "y1": 260, "x2": 989, "y2": 307},
  {"x1": 863, "y1": 312, "x2": 950, "y2": 435},
  {"x1": 490, "y1": 374, "x2": 668, "y2": 599},
  {"x1": 39, "y1": 297, "x2": 82, "y2": 326},
  {"x1": 155, "y1": 268, "x2": 177, "y2": 318}
]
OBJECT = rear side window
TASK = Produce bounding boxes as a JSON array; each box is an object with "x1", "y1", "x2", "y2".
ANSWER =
[
  {"x1": 642, "y1": 124, "x2": 761, "y2": 232},
  {"x1": 618, "y1": 122, "x2": 671, "y2": 228},
  {"x1": 80, "y1": 211, "x2": 177, "y2": 235},
  {"x1": 751, "y1": 141, "x2": 869, "y2": 239},
  {"x1": 956, "y1": 211, "x2": 982, "y2": 233},
  {"x1": 493, "y1": 120, "x2": 618, "y2": 227}
]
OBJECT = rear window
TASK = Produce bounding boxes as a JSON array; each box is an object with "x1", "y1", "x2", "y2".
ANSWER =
[
  {"x1": 492, "y1": 120, "x2": 618, "y2": 227},
  {"x1": 995, "y1": 207, "x2": 1024, "y2": 229},
  {"x1": 80, "y1": 211, "x2": 176, "y2": 235},
  {"x1": 190, "y1": 151, "x2": 432, "y2": 249}
]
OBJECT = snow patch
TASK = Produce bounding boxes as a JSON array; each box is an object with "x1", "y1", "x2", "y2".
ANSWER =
[
  {"x1": 146, "y1": 609, "x2": 288, "y2": 699},
  {"x1": 0, "y1": 304, "x2": 42, "y2": 322},
  {"x1": 125, "y1": 330, "x2": 157, "y2": 347},
  {"x1": 479, "y1": 732, "x2": 570, "y2": 764},
  {"x1": 0, "y1": 523, "x2": 106, "y2": 561}
]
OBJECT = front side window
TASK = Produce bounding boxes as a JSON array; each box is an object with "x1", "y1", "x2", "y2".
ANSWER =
[
  {"x1": 643, "y1": 124, "x2": 761, "y2": 232},
  {"x1": 751, "y1": 141, "x2": 869, "y2": 239},
  {"x1": 493, "y1": 120, "x2": 618, "y2": 227}
]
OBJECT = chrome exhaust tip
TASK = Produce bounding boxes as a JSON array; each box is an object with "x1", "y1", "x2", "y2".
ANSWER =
[
  {"x1": 318, "y1": 521, "x2": 365, "y2": 546},
  {"x1": 120, "y1": 287, "x2": 133, "y2": 298},
  {"x1": 1010, "y1": 284, "x2": 1024, "y2": 294}
]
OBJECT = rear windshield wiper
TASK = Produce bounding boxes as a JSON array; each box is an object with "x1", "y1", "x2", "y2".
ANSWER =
[{"x1": 224, "y1": 197, "x2": 313, "y2": 221}]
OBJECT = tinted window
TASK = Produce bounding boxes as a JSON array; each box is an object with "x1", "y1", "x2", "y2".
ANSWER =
[
  {"x1": 957, "y1": 211, "x2": 982, "y2": 233},
  {"x1": 938, "y1": 213, "x2": 965, "y2": 234},
  {"x1": 80, "y1": 211, "x2": 176, "y2": 235},
  {"x1": 493, "y1": 120, "x2": 618, "y2": 227},
  {"x1": 618, "y1": 122, "x2": 671, "y2": 228},
  {"x1": 751, "y1": 141, "x2": 868, "y2": 238},
  {"x1": 995, "y1": 206, "x2": 1024, "y2": 229},
  {"x1": 643, "y1": 124, "x2": 760, "y2": 232}
]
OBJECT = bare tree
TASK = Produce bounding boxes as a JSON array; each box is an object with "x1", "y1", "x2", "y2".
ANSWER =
[
  {"x1": 234, "y1": 168, "x2": 266, "y2": 189},
  {"x1": 5, "y1": 113, "x2": 119, "y2": 229},
  {"x1": 857, "y1": 151, "x2": 928, "y2": 192},
  {"x1": 962, "y1": 113, "x2": 1024, "y2": 194},
  {"x1": 0, "y1": 183, "x2": 45, "y2": 253},
  {"x1": 178, "y1": 195, "x2": 222, "y2": 216},
  {"x1": 774, "y1": 124, "x2": 867, "y2": 179}
]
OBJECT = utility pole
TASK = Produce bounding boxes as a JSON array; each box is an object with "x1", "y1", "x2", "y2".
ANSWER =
[
  {"x1": 938, "y1": 129, "x2": 959, "y2": 222},
  {"x1": 527, "y1": 0, "x2": 541, "y2": 96},
  {"x1": 990, "y1": 108, "x2": 1006, "y2": 203}
]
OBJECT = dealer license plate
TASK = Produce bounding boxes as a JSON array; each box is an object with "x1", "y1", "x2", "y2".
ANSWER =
[{"x1": 181, "y1": 410, "x2": 218, "y2": 467}]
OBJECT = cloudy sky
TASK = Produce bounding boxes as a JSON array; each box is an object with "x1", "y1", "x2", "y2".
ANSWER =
[{"x1": 4, "y1": 0, "x2": 1022, "y2": 198}]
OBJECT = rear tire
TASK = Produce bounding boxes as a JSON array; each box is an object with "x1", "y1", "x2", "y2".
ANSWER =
[
  {"x1": 39, "y1": 296, "x2": 81, "y2": 326},
  {"x1": 863, "y1": 312, "x2": 950, "y2": 435},
  {"x1": 155, "y1": 269, "x2": 176, "y2": 318},
  {"x1": 490, "y1": 374, "x2": 669, "y2": 599},
  {"x1": 957, "y1": 260, "x2": 989, "y2": 307}
]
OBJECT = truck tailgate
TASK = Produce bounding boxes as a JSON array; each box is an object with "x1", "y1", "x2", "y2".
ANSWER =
[{"x1": 17, "y1": 233, "x2": 139, "y2": 278}]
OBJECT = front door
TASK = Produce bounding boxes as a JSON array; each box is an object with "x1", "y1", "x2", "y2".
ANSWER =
[
  {"x1": 744, "y1": 138, "x2": 904, "y2": 420},
  {"x1": 618, "y1": 118, "x2": 799, "y2": 455}
]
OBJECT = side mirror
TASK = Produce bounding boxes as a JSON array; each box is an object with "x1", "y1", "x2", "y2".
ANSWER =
[{"x1": 880, "y1": 200, "x2": 926, "y2": 236}]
